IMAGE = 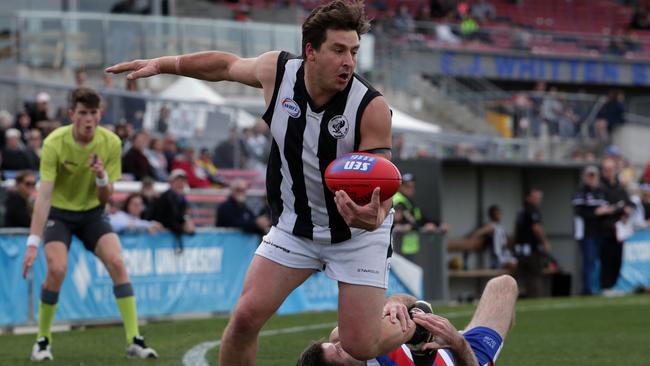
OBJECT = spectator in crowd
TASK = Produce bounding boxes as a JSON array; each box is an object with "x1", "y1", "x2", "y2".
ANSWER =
[
  {"x1": 144, "y1": 136, "x2": 168, "y2": 181},
  {"x1": 243, "y1": 120, "x2": 270, "y2": 174},
  {"x1": 216, "y1": 178, "x2": 270, "y2": 235},
  {"x1": 14, "y1": 112, "x2": 32, "y2": 144},
  {"x1": 139, "y1": 176, "x2": 158, "y2": 217},
  {"x1": 597, "y1": 90, "x2": 626, "y2": 137},
  {"x1": 148, "y1": 169, "x2": 195, "y2": 252},
  {"x1": 27, "y1": 92, "x2": 52, "y2": 129},
  {"x1": 429, "y1": 0, "x2": 455, "y2": 19},
  {"x1": 1, "y1": 128, "x2": 33, "y2": 171},
  {"x1": 155, "y1": 105, "x2": 171, "y2": 134},
  {"x1": 122, "y1": 79, "x2": 146, "y2": 129},
  {"x1": 196, "y1": 147, "x2": 222, "y2": 186},
  {"x1": 511, "y1": 24, "x2": 531, "y2": 51},
  {"x1": 393, "y1": 173, "x2": 447, "y2": 258},
  {"x1": 632, "y1": 182, "x2": 650, "y2": 228},
  {"x1": 171, "y1": 142, "x2": 211, "y2": 188},
  {"x1": 0, "y1": 110, "x2": 12, "y2": 149},
  {"x1": 122, "y1": 131, "x2": 155, "y2": 181},
  {"x1": 162, "y1": 133, "x2": 178, "y2": 170},
  {"x1": 114, "y1": 122, "x2": 131, "y2": 149},
  {"x1": 513, "y1": 188, "x2": 551, "y2": 298},
  {"x1": 25, "y1": 128, "x2": 42, "y2": 170},
  {"x1": 393, "y1": 3, "x2": 415, "y2": 33},
  {"x1": 74, "y1": 67, "x2": 88, "y2": 87},
  {"x1": 572, "y1": 165, "x2": 613, "y2": 295},
  {"x1": 3, "y1": 170, "x2": 36, "y2": 227},
  {"x1": 394, "y1": 173, "x2": 445, "y2": 233},
  {"x1": 213, "y1": 128, "x2": 245, "y2": 169},
  {"x1": 109, "y1": 193, "x2": 163, "y2": 234},
  {"x1": 629, "y1": 5, "x2": 650, "y2": 29},
  {"x1": 471, "y1": 0, "x2": 496, "y2": 21},
  {"x1": 599, "y1": 157, "x2": 634, "y2": 291},
  {"x1": 540, "y1": 87, "x2": 563, "y2": 136},
  {"x1": 471, "y1": 205, "x2": 517, "y2": 270}
]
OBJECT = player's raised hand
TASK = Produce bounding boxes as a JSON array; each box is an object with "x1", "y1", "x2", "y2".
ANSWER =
[
  {"x1": 22, "y1": 246, "x2": 38, "y2": 279},
  {"x1": 382, "y1": 299, "x2": 412, "y2": 332},
  {"x1": 88, "y1": 154, "x2": 106, "y2": 178},
  {"x1": 105, "y1": 58, "x2": 161, "y2": 80},
  {"x1": 412, "y1": 313, "x2": 464, "y2": 352},
  {"x1": 334, "y1": 187, "x2": 385, "y2": 231}
]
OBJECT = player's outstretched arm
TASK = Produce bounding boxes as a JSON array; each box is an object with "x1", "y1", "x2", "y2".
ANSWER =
[
  {"x1": 105, "y1": 51, "x2": 279, "y2": 88},
  {"x1": 22, "y1": 181, "x2": 54, "y2": 278}
]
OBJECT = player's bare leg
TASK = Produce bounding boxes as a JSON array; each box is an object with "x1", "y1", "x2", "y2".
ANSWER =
[
  {"x1": 94, "y1": 233, "x2": 129, "y2": 284},
  {"x1": 42, "y1": 242, "x2": 69, "y2": 291},
  {"x1": 95, "y1": 233, "x2": 157, "y2": 359},
  {"x1": 219, "y1": 256, "x2": 314, "y2": 366},
  {"x1": 464, "y1": 275, "x2": 518, "y2": 338},
  {"x1": 31, "y1": 242, "x2": 68, "y2": 361},
  {"x1": 338, "y1": 283, "x2": 414, "y2": 360}
]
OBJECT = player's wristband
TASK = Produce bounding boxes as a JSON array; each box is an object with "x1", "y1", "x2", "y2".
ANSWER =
[
  {"x1": 26, "y1": 234, "x2": 41, "y2": 248},
  {"x1": 95, "y1": 174, "x2": 109, "y2": 187}
]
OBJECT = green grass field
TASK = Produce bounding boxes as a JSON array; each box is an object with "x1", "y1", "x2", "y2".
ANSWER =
[{"x1": 1, "y1": 295, "x2": 649, "y2": 365}]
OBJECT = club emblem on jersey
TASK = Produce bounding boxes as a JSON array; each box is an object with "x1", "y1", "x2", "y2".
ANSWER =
[
  {"x1": 327, "y1": 115, "x2": 349, "y2": 139},
  {"x1": 282, "y1": 98, "x2": 301, "y2": 118}
]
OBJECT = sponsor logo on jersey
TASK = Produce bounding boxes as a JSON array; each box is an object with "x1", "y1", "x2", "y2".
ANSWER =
[
  {"x1": 281, "y1": 98, "x2": 301, "y2": 118},
  {"x1": 327, "y1": 115, "x2": 349, "y2": 139}
]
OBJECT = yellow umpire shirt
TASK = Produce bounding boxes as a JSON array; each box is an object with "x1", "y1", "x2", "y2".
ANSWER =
[{"x1": 40, "y1": 125, "x2": 122, "y2": 211}]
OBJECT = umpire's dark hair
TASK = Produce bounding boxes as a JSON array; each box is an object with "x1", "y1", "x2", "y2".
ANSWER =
[
  {"x1": 296, "y1": 339, "x2": 337, "y2": 366},
  {"x1": 69, "y1": 87, "x2": 101, "y2": 110},
  {"x1": 301, "y1": 0, "x2": 370, "y2": 57},
  {"x1": 487, "y1": 204, "x2": 500, "y2": 221}
]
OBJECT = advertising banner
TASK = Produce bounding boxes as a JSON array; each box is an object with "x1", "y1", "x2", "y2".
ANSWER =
[
  {"x1": 1, "y1": 231, "x2": 418, "y2": 325},
  {"x1": 613, "y1": 229, "x2": 650, "y2": 292}
]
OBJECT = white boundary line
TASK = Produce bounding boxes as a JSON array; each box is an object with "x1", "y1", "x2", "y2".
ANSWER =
[
  {"x1": 182, "y1": 322, "x2": 337, "y2": 366},
  {"x1": 182, "y1": 296, "x2": 650, "y2": 366}
]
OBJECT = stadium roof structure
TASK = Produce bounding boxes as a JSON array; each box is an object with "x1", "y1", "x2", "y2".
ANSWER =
[{"x1": 391, "y1": 108, "x2": 441, "y2": 134}]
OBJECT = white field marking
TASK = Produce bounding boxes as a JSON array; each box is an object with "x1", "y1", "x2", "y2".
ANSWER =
[
  {"x1": 182, "y1": 322, "x2": 337, "y2": 366},
  {"x1": 182, "y1": 296, "x2": 650, "y2": 365}
]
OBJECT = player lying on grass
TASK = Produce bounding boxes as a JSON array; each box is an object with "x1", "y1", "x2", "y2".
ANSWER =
[{"x1": 297, "y1": 275, "x2": 518, "y2": 366}]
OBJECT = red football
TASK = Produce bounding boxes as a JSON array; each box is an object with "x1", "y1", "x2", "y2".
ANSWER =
[{"x1": 324, "y1": 152, "x2": 402, "y2": 205}]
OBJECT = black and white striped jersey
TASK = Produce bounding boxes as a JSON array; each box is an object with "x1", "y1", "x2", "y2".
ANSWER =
[{"x1": 262, "y1": 51, "x2": 382, "y2": 243}]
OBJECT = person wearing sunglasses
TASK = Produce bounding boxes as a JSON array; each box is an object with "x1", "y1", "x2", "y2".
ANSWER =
[{"x1": 4, "y1": 170, "x2": 36, "y2": 227}]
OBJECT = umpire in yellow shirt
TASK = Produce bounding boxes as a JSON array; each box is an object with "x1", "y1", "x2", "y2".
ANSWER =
[{"x1": 21, "y1": 87, "x2": 157, "y2": 361}]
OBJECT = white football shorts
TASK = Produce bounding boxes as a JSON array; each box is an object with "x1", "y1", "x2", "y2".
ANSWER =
[{"x1": 255, "y1": 212, "x2": 394, "y2": 289}]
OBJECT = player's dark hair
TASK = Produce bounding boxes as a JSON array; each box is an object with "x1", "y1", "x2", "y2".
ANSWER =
[
  {"x1": 296, "y1": 340, "x2": 338, "y2": 366},
  {"x1": 70, "y1": 87, "x2": 101, "y2": 110},
  {"x1": 302, "y1": 0, "x2": 370, "y2": 57}
]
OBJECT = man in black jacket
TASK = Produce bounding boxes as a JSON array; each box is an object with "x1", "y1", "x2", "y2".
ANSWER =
[
  {"x1": 216, "y1": 179, "x2": 269, "y2": 235},
  {"x1": 513, "y1": 188, "x2": 551, "y2": 298},
  {"x1": 572, "y1": 165, "x2": 614, "y2": 295},
  {"x1": 147, "y1": 169, "x2": 195, "y2": 252},
  {"x1": 4, "y1": 170, "x2": 36, "y2": 227},
  {"x1": 599, "y1": 157, "x2": 634, "y2": 290}
]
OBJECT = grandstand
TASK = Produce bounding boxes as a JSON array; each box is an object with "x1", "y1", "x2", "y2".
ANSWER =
[{"x1": 1, "y1": 0, "x2": 650, "y2": 365}]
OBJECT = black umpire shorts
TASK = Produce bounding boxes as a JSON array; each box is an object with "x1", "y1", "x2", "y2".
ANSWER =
[{"x1": 43, "y1": 205, "x2": 114, "y2": 252}]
